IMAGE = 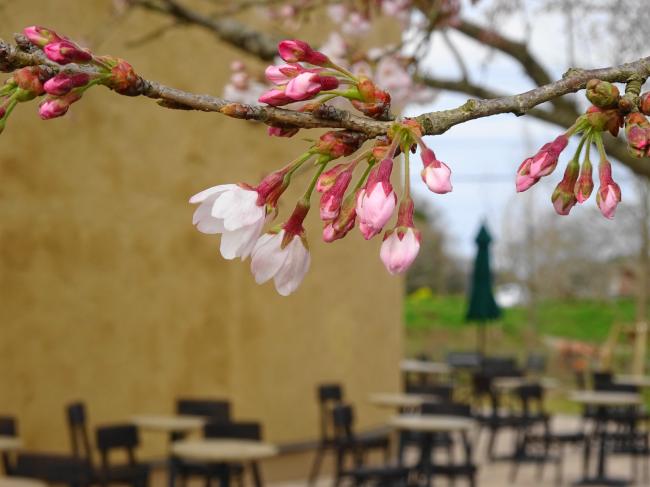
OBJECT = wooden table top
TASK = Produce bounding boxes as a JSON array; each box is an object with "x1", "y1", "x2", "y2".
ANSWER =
[
  {"x1": 493, "y1": 376, "x2": 559, "y2": 391},
  {"x1": 172, "y1": 439, "x2": 278, "y2": 462},
  {"x1": 0, "y1": 436, "x2": 22, "y2": 452},
  {"x1": 390, "y1": 414, "x2": 476, "y2": 432},
  {"x1": 369, "y1": 393, "x2": 439, "y2": 408},
  {"x1": 615, "y1": 375, "x2": 650, "y2": 388},
  {"x1": 130, "y1": 414, "x2": 205, "y2": 433},
  {"x1": 0, "y1": 478, "x2": 47, "y2": 487},
  {"x1": 569, "y1": 390, "x2": 641, "y2": 406},
  {"x1": 400, "y1": 359, "x2": 450, "y2": 375}
]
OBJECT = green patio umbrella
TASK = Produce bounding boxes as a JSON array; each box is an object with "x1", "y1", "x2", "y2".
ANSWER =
[{"x1": 466, "y1": 223, "x2": 501, "y2": 355}]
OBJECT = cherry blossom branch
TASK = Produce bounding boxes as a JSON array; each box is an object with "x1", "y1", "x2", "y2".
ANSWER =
[
  {"x1": 2, "y1": 35, "x2": 650, "y2": 154},
  {"x1": 417, "y1": 74, "x2": 650, "y2": 178}
]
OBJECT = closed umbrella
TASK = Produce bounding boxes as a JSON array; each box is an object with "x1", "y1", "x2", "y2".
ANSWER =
[{"x1": 466, "y1": 224, "x2": 501, "y2": 355}]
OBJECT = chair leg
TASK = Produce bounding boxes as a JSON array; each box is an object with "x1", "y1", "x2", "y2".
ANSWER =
[
  {"x1": 487, "y1": 427, "x2": 498, "y2": 461},
  {"x1": 308, "y1": 445, "x2": 326, "y2": 486},
  {"x1": 251, "y1": 462, "x2": 263, "y2": 487}
]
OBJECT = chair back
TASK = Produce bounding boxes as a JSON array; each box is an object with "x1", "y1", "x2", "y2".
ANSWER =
[
  {"x1": 514, "y1": 384, "x2": 545, "y2": 418},
  {"x1": 316, "y1": 383, "x2": 343, "y2": 442},
  {"x1": 421, "y1": 402, "x2": 471, "y2": 417},
  {"x1": 592, "y1": 372, "x2": 614, "y2": 390},
  {"x1": 331, "y1": 404, "x2": 355, "y2": 443},
  {"x1": 0, "y1": 416, "x2": 17, "y2": 474},
  {"x1": 446, "y1": 351, "x2": 482, "y2": 370},
  {"x1": 525, "y1": 353, "x2": 547, "y2": 374},
  {"x1": 481, "y1": 357, "x2": 520, "y2": 377},
  {"x1": 176, "y1": 398, "x2": 231, "y2": 421},
  {"x1": 96, "y1": 424, "x2": 140, "y2": 467},
  {"x1": 405, "y1": 383, "x2": 454, "y2": 402},
  {"x1": 14, "y1": 452, "x2": 90, "y2": 486},
  {"x1": 595, "y1": 382, "x2": 638, "y2": 394},
  {"x1": 66, "y1": 402, "x2": 93, "y2": 465},
  {"x1": 203, "y1": 421, "x2": 261, "y2": 440}
]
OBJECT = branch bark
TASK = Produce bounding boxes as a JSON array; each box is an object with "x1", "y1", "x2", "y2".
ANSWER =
[{"x1": 2, "y1": 37, "x2": 650, "y2": 175}]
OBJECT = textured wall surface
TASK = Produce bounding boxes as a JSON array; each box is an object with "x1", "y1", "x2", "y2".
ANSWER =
[{"x1": 0, "y1": 1, "x2": 403, "y2": 454}]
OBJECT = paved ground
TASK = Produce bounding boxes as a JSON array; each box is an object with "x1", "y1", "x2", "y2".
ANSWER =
[{"x1": 154, "y1": 415, "x2": 647, "y2": 486}]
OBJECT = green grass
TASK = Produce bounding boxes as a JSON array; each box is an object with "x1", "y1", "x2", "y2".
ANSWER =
[{"x1": 405, "y1": 288, "x2": 636, "y2": 343}]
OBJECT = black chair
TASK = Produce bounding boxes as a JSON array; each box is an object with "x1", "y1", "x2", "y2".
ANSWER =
[
  {"x1": 446, "y1": 352, "x2": 482, "y2": 371},
  {"x1": 404, "y1": 384, "x2": 454, "y2": 403},
  {"x1": 471, "y1": 373, "x2": 521, "y2": 460},
  {"x1": 13, "y1": 452, "x2": 91, "y2": 487},
  {"x1": 308, "y1": 383, "x2": 344, "y2": 485},
  {"x1": 509, "y1": 384, "x2": 584, "y2": 484},
  {"x1": 204, "y1": 421, "x2": 264, "y2": 487},
  {"x1": 481, "y1": 357, "x2": 521, "y2": 377},
  {"x1": 331, "y1": 404, "x2": 408, "y2": 486},
  {"x1": 174, "y1": 398, "x2": 231, "y2": 441},
  {"x1": 416, "y1": 402, "x2": 478, "y2": 487},
  {"x1": 95, "y1": 424, "x2": 149, "y2": 487},
  {"x1": 0, "y1": 416, "x2": 17, "y2": 474},
  {"x1": 66, "y1": 401, "x2": 96, "y2": 481},
  {"x1": 525, "y1": 353, "x2": 547, "y2": 374}
]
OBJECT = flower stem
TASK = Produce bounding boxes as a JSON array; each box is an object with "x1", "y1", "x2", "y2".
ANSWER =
[
  {"x1": 301, "y1": 158, "x2": 329, "y2": 204},
  {"x1": 403, "y1": 150, "x2": 411, "y2": 197},
  {"x1": 594, "y1": 131, "x2": 608, "y2": 163},
  {"x1": 326, "y1": 61, "x2": 359, "y2": 82},
  {"x1": 354, "y1": 159, "x2": 376, "y2": 190}
]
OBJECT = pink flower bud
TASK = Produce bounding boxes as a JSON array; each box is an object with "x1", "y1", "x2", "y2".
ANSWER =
[
  {"x1": 551, "y1": 161, "x2": 580, "y2": 216},
  {"x1": 515, "y1": 157, "x2": 539, "y2": 192},
  {"x1": 319, "y1": 170, "x2": 352, "y2": 220},
  {"x1": 106, "y1": 58, "x2": 139, "y2": 95},
  {"x1": 379, "y1": 198, "x2": 420, "y2": 275},
  {"x1": 322, "y1": 193, "x2": 356, "y2": 242},
  {"x1": 278, "y1": 39, "x2": 330, "y2": 66},
  {"x1": 258, "y1": 89, "x2": 293, "y2": 106},
  {"x1": 44, "y1": 73, "x2": 90, "y2": 96},
  {"x1": 12, "y1": 67, "x2": 44, "y2": 100},
  {"x1": 265, "y1": 64, "x2": 313, "y2": 85},
  {"x1": 420, "y1": 149, "x2": 452, "y2": 194},
  {"x1": 356, "y1": 158, "x2": 397, "y2": 239},
  {"x1": 529, "y1": 135, "x2": 568, "y2": 178},
  {"x1": 23, "y1": 26, "x2": 62, "y2": 48},
  {"x1": 44, "y1": 40, "x2": 92, "y2": 64},
  {"x1": 596, "y1": 161, "x2": 621, "y2": 219},
  {"x1": 267, "y1": 126, "x2": 299, "y2": 138},
  {"x1": 574, "y1": 163, "x2": 594, "y2": 204},
  {"x1": 314, "y1": 131, "x2": 364, "y2": 159},
  {"x1": 38, "y1": 91, "x2": 82, "y2": 120},
  {"x1": 316, "y1": 164, "x2": 348, "y2": 193},
  {"x1": 285, "y1": 72, "x2": 323, "y2": 101}
]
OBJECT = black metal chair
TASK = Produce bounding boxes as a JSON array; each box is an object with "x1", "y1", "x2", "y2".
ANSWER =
[
  {"x1": 66, "y1": 401, "x2": 96, "y2": 481},
  {"x1": 0, "y1": 416, "x2": 17, "y2": 474},
  {"x1": 95, "y1": 424, "x2": 149, "y2": 487},
  {"x1": 13, "y1": 452, "x2": 91, "y2": 487},
  {"x1": 173, "y1": 398, "x2": 231, "y2": 442},
  {"x1": 205, "y1": 421, "x2": 264, "y2": 487},
  {"x1": 308, "y1": 383, "x2": 344, "y2": 485},
  {"x1": 331, "y1": 404, "x2": 408, "y2": 486},
  {"x1": 415, "y1": 402, "x2": 478, "y2": 487},
  {"x1": 509, "y1": 384, "x2": 584, "y2": 485}
]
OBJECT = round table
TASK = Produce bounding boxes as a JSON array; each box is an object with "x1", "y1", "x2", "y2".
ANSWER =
[
  {"x1": 369, "y1": 393, "x2": 439, "y2": 410},
  {"x1": 171, "y1": 439, "x2": 278, "y2": 487},
  {"x1": 492, "y1": 376, "x2": 559, "y2": 392},
  {"x1": 614, "y1": 374, "x2": 650, "y2": 388},
  {"x1": 0, "y1": 478, "x2": 46, "y2": 487},
  {"x1": 400, "y1": 360, "x2": 450, "y2": 375},
  {"x1": 0, "y1": 437, "x2": 22, "y2": 452},
  {"x1": 390, "y1": 415, "x2": 476, "y2": 484},
  {"x1": 569, "y1": 390, "x2": 641, "y2": 486},
  {"x1": 130, "y1": 414, "x2": 205, "y2": 433}
]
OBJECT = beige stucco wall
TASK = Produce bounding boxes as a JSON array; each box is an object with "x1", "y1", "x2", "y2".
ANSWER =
[{"x1": 0, "y1": 1, "x2": 403, "y2": 454}]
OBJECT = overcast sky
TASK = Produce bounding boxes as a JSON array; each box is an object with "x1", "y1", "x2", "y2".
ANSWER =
[{"x1": 404, "y1": 4, "x2": 647, "y2": 257}]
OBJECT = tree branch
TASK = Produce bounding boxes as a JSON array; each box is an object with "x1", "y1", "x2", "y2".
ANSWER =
[
  {"x1": 130, "y1": 0, "x2": 279, "y2": 60},
  {"x1": 2, "y1": 36, "x2": 650, "y2": 178},
  {"x1": 417, "y1": 74, "x2": 650, "y2": 178}
]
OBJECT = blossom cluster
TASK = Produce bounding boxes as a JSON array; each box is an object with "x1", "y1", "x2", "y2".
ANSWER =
[
  {"x1": 191, "y1": 118, "x2": 453, "y2": 296},
  {"x1": 0, "y1": 26, "x2": 139, "y2": 134},
  {"x1": 259, "y1": 39, "x2": 392, "y2": 121},
  {"x1": 515, "y1": 79, "x2": 646, "y2": 219}
]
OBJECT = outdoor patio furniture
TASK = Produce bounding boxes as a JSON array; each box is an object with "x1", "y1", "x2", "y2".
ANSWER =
[
  {"x1": 12, "y1": 452, "x2": 91, "y2": 487},
  {"x1": 308, "y1": 383, "x2": 344, "y2": 485},
  {"x1": 446, "y1": 352, "x2": 482, "y2": 371},
  {"x1": 171, "y1": 436, "x2": 277, "y2": 487},
  {"x1": 368, "y1": 393, "x2": 438, "y2": 412},
  {"x1": 390, "y1": 406, "x2": 478, "y2": 487},
  {"x1": 508, "y1": 384, "x2": 585, "y2": 485},
  {"x1": 570, "y1": 390, "x2": 642, "y2": 486},
  {"x1": 331, "y1": 404, "x2": 403, "y2": 487},
  {"x1": 0, "y1": 477, "x2": 46, "y2": 487},
  {"x1": 0, "y1": 416, "x2": 18, "y2": 474},
  {"x1": 95, "y1": 424, "x2": 149, "y2": 487},
  {"x1": 130, "y1": 414, "x2": 205, "y2": 434},
  {"x1": 173, "y1": 398, "x2": 231, "y2": 441},
  {"x1": 65, "y1": 401, "x2": 96, "y2": 482}
]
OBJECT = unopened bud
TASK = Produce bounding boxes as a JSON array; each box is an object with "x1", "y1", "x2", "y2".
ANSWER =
[
  {"x1": 586, "y1": 79, "x2": 620, "y2": 108},
  {"x1": 639, "y1": 92, "x2": 650, "y2": 116}
]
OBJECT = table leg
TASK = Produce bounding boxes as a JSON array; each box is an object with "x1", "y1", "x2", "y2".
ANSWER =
[{"x1": 251, "y1": 461, "x2": 263, "y2": 487}]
